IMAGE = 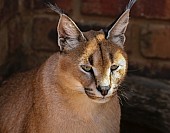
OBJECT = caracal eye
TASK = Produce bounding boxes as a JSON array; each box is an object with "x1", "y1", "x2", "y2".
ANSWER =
[
  {"x1": 111, "y1": 65, "x2": 119, "y2": 72},
  {"x1": 81, "y1": 65, "x2": 92, "y2": 72}
]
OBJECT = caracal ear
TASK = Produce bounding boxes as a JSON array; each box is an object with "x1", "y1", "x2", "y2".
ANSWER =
[
  {"x1": 105, "y1": 0, "x2": 137, "y2": 48},
  {"x1": 57, "y1": 14, "x2": 86, "y2": 51},
  {"x1": 46, "y1": 3, "x2": 86, "y2": 52}
]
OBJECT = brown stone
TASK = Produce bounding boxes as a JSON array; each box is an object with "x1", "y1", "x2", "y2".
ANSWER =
[
  {"x1": 81, "y1": 0, "x2": 170, "y2": 19},
  {"x1": 132, "y1": 0, "x2": 170, "y2": 19},
  {"x1": 140, "y1": 24, "x2": 170, "y2": 59},
  {"x1": 0, "y1": 0, "x2": 18, "y2": 21},
  {"x1": 32, "y1": 17, "x2": 60, "y2": 52},
  {"x1": 33, "y1": 0, "x2": 72, "y2": 13},
  {"x1": 22, "y1": 0, "x2": 32, "y2": 10},
  {"x1": 81, "y1": 0, "x2": 127, "y2": 17},
  {"x1": 0, "y1": 26, "x2": 8, "y2": 66},
  {"x1": 8, "y1": 17, "x2": 22, "y2": 54}
]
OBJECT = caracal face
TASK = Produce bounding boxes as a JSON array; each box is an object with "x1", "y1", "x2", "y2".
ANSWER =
[{"x1": 58, "y1": 31, "x2": 127, "y2": 103}]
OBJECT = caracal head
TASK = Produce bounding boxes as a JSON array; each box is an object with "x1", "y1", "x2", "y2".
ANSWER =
[{"x1": 47, "y1": 0, "x2": 137, "y2": 103}]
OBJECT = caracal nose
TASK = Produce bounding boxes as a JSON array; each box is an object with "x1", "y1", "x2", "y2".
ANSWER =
[{"x1": 97, "y1": 85, "x2": 110, "y2": 96}]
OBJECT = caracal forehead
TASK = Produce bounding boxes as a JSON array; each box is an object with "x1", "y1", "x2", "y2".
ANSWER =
[
  {"x1": 82, "y1": 32, "x2": 105, "y2": 56},
  {"x1": 81, "y1": 31, "x2": 126, "y2": 67},
  {"x1": 96, "y1": 34, "x2": 105, "y2": 42}
]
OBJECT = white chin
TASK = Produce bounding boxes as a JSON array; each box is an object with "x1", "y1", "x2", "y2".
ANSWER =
[{"x1": 91, "y1": 98, "x2": 110, "y2": 104}]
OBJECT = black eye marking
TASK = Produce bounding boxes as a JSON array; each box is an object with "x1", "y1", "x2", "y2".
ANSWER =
[
  {"x1": 88, "y1": 55, "x2": 93, "y2": 66},
  {"x1": 109, "y1": 53, "x2": 113, "y2": 63},
  {"x1": 111, "y1": 65, "x2": 119, "y2": 72},
  {"x1": 98, "y1": 42, "x2": 104, "y2": 65}
]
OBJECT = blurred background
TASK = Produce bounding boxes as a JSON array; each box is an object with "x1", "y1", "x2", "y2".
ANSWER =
[{"x1": 0, "y1": 0, "x2": 170, "y2": 133}]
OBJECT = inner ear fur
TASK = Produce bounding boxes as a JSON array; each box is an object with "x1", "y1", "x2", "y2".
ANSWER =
[
  {"x1": 106, "y1": 10, "x2": 130, "y2": 48},
  {"x1": 105, "y1": 0, "x2": 137, "y2": 48},
  {"x1": 57, "y1": 14, "x2": 86, "y2": 52}
]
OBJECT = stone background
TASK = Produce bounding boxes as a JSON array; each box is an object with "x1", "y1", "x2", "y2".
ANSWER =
[{"x1": 0, "y1": 0, "x2": 170, "y2": 133}]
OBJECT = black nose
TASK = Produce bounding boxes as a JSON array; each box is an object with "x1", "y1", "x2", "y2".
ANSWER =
[{"x1": 97, "y1": 85, "x2": 110, "y2": 96}]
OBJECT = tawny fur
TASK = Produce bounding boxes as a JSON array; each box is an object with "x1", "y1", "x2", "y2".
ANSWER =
[
  {"x1": 0, "y1": 31, "x2": 123, "y2": 133},
  {"x1": 0, "y1": 0, "x2": 137, "y2": 132}
]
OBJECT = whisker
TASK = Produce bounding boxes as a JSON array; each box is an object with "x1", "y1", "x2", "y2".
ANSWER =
[
  {"x1": 117, "y1": 84, "x2": 135, "y2": 106},
  {"x1": 118, "y1": 85, "x2": 134, "y2": 106},
  {"x1": 117, "y1": 95, "x2": 123, "y2": 105},
  {"x1": 120, "y1": 92, "x2": 128, "y2": 100}
]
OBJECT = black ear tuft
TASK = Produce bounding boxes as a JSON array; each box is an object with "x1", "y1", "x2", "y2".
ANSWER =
[
  {"x1": 46, "y1": 2, "x2": 63, "y2": 15},
  {"x1": 126, "y1": 0, "x2": 137, "y2": 10},
  {"x1": 103, "y1": 0, "x2": 137, "y2": 47}
]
